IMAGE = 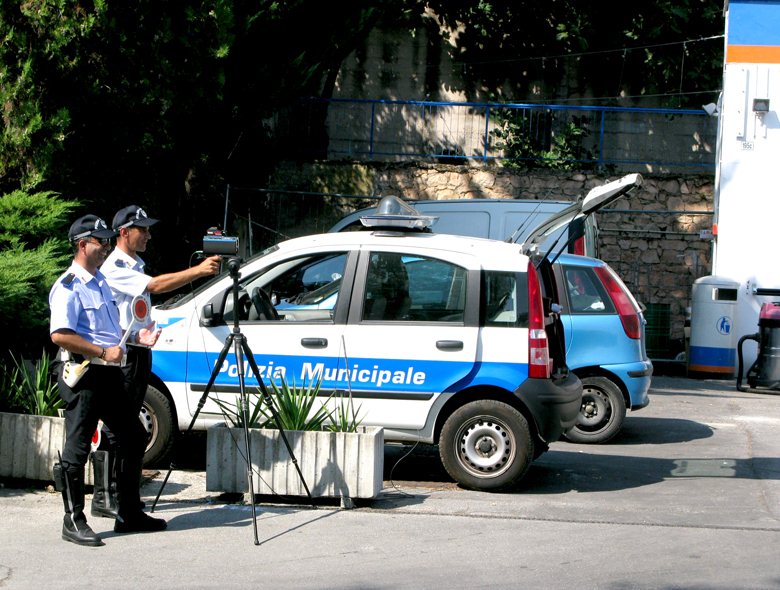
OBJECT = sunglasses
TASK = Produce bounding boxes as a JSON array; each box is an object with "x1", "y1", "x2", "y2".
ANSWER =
[{"x1": 89, "y1": 237, "x2": 112, "y2": 246}]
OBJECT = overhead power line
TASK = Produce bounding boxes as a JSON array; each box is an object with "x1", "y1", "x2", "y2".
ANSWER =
[{"x1": 452, "y1": 34, "x2": 724, "y2": 67}]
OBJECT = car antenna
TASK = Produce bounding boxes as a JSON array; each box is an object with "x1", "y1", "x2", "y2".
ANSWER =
[{"x1": 506, "y1": 199, "x2": 547, "y2": 244}]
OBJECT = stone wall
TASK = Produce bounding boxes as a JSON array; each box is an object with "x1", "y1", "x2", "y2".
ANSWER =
[{"x1": 270, "y1": 161, "x2": 714, "y2": 354}]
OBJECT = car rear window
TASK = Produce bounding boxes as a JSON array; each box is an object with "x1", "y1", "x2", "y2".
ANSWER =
[
  {"x1": 562, "y1": 265, "x2": 616, "y2": 314},
  {"x1": 481, "y1": 271, "x2": 529, "y2": 327}
]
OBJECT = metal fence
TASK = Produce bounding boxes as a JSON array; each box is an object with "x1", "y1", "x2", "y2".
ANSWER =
[{"x1": 285, "y1": 98, "x2": 717, "y2": 173}]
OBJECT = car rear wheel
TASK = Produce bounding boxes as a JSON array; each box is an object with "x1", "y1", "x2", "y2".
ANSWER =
[
  {"x1": 439, "y1": 400, "x2": 533, "y2": 491},
  {"x1": 139, "y1": 384, "x2": 175, "y2": 467},
  {"x1": 564, "y1": 376, "x2": 626, "y2": 444}
]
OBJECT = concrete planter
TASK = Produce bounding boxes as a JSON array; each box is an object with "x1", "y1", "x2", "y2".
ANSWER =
[
  {"x1": 0, "y1": 412, "x2": 66, "y2": 481},
  {"x1": 0, "y1": 412, "x2": 94, "y2": 484},
  {"x1": 206, "y1": 425, "x2": 384, "y2": 502}
]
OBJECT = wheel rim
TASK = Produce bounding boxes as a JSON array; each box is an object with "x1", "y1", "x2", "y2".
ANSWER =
[
  {"x1": 578, "y1": 386, "x2": 613, "y2": 432},
  {"x1": 454, "y1": 415, "x2": 515, "y2": 478},
  {"x1": 139, "y1": 402, "x2": 158, "y2": 454}
]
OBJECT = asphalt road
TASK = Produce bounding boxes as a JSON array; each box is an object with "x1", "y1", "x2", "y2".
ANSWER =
[{"x1": 2, "y1": 375, "x2": 780, "y2": 589}]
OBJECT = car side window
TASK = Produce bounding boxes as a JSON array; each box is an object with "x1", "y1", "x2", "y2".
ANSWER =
[
  {"x1": 563, "y1": 265, "x2": 614, "y2": 314},
  {"x1": 362, "y1": 252, "x2": 467, "y2": 322}
]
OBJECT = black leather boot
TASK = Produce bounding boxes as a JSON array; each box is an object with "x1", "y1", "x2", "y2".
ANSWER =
[
  {"x1": 90, "y1": 450, "x2": 119, "y2": 519},
  {"x1": 114, "y1": 456, "x2": 166, "y2": 534},
  {"x1": 55, "y1": 463, "x2": 104, "y2": 547}
]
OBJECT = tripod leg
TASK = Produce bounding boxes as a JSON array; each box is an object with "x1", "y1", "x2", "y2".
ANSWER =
[
  {"x1": 151, "y1": 333, "x2": 235, "y2": 512},
  {"x1": 233, "y1": 333, "x2": 260, "y2": 545},
  {"x1": 240, "y1": 337, "x2": 314, "y2": 505}
]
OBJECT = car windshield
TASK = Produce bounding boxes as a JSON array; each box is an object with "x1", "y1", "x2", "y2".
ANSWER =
[{"x1": 155, "y1": 244, "x2": 280, "y2": 309}]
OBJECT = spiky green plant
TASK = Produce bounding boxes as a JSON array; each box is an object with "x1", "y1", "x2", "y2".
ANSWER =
[
  {"x1": 327, "y1": 392, "x2": 363, "y2": 433},
  {"x1": 211, "y1": 376, "x2": 334, "y2": 431},
  {"x1": 211, "y1": 392, "x2": 269, "y2": 429},
  {"x1": 2, "y1": 349, "x2": 63, "y2": 416},
  {"x1": 263, "y1": 377, "x2": 333, "y2": 432}
]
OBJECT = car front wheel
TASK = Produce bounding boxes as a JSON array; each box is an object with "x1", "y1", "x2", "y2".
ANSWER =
[
  {"x1": 139, "y1": 384, "x2": 175, "y2": 467},
  {"x1": 439, "y1": 400, "x2": 533, "y2": 491},
  {"x1": 564, "y1": 376, "x2": 626, "y2": 444}
]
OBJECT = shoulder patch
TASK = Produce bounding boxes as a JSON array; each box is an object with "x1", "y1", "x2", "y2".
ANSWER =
[
  {"x1": 61, "y1": 273, "x2": 76, "y2": 286},
  {"x1": 114, "y1": 259, "x2": 126, "y2": 267}
]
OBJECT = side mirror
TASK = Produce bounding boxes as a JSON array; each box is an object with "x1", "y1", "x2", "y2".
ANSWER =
[{"x1": 200, "y1": 303, "x2": 218, "y2": 327}]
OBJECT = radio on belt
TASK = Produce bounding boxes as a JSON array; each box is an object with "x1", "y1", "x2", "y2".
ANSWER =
[{"x1": 203, "y1": 227, "x2": 239, "y2": 256}]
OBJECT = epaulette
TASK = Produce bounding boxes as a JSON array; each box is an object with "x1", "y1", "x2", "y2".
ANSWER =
[{"x1": 61, "y1": 273, "x2": 76, "y2": 286}]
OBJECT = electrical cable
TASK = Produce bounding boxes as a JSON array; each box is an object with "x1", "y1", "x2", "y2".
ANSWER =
[{"x1": 451, "y1": 34, "x2": 724, "y2": 67}]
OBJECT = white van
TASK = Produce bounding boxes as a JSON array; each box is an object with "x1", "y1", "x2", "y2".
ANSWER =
[{"x1": 330, "y1": 198, "x2": 600, "y2": 257}]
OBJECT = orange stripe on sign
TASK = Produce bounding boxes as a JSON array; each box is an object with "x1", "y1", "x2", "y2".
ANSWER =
[
  {"x1": 688, "y1": 364, "x2": 735, "y2": 374},
  {"x1": 727, "y1": 44, "x2": 780, "y2": 64}
]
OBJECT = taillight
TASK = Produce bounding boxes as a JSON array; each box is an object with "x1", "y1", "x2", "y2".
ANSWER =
[
  {"x1": 572, "y1": 235, "x2": 586, "y2": 256},
  {"x1": 594, "y1": 265, "x2": 641, "y2": 339},
  {"x1": 527, "y1": 260, "x2": 551, "y2": 379}
]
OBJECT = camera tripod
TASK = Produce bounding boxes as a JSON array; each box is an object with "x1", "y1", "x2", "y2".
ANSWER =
[{"x1": 151, "y1": 256, "x2": 312, "y2": 545}]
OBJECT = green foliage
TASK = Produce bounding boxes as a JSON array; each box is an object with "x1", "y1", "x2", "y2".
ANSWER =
[
  {"x1": 538, "y1": 122, "x2": 590, "y2": 170},
  {"x1": 0, "y1": 2, "x2": 103, "y2": 190},
  {"x1": 0, "y1": 190, "x2": 76, "y2": 248},
  {"x1": 425, "y1": 0, "x2": 723, "y2": 107},
  {"x1": 211, "y1": 377, "x2": 333, "y2": 431},
  {"x1": 211, "y1": 391, "x2": 269, "y2": 429},
  {"x1": 491, "y1": 111, "x2": 591, "y2": 170},
  {"x1": 264, "y1": 377, "x2": 333, "y2": 432},
  {"x1": 0, "y1": 191, "x2": 77, "y2": 353},
  {"x1": 327, "y1": 393, "x2": 364, "y2": 434},
  {"x1": 0, "y1": 350, "x2": 63, "y2": 416},
  {"x1": 211, "y1": 376, "x2": 362, "y2": 432}
]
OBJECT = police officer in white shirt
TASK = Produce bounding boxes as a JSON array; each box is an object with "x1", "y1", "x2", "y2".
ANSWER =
[
  {"x1": 50, "y1": 215, "x2": 166, "y2": 546},
  {"x1": 93, "y1": 205, "x2": 219, "y2": 517}
]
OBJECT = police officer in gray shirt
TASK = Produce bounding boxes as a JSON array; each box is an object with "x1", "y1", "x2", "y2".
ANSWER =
[{"x1": 49, "y1": 215, "x2": 166, "y2": 546}]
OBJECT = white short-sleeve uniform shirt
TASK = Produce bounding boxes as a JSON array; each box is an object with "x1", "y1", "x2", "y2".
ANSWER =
[{"x1": 102, "y1": 248, "x2": 152, "y2": 331}]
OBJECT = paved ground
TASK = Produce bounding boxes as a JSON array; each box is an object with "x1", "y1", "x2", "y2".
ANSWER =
[{"x1": 2, "y1": 375, "x2": 780, "y2": 589}]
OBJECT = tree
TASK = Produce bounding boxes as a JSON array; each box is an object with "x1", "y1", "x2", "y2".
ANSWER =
[
  {"x1": 0, "y1": 1, "x2": 404, "y2": 270},
  {"x1": 421, "y1": 0, "x2": 723, "y2": 107},
  {"x1": 0, "y1": 190, "x2": 77, "y2": 355}
]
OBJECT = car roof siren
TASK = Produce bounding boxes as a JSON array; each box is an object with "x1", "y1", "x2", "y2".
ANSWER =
[{"x1": 360, "y1": 195, "x2": 438, "y2": 231}]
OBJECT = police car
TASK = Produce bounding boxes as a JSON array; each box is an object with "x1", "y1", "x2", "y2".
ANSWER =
[{"x1": 142, "y1": 174, "x2": 641, "y2": 491}]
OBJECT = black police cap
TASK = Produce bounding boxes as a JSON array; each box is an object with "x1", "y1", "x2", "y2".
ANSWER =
[
  {"x1": 68, "y1": 215, "x2": 118, "y2": 242},
  {"x1": 112, "y1": 205, "x2": 159, "y2": 230}
]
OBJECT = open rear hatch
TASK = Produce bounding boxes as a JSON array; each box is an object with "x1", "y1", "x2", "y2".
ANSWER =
[
  {"x1": 520, "y1": 173, "x2": 644, "y2": 377},
  {"x1": 520, "y1": 173, "x2": 643, "y2": 259}
]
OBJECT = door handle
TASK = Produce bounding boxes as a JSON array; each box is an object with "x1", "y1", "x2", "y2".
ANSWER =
[
  {"x1": 301, "y1": 337, "x2": 328, "y2": 348},
  {"x1": 436, "y1": 340, "x2": 463, "y2": 351}
]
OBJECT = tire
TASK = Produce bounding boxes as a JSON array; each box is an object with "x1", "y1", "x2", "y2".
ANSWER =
[
  {"x1": 139, "y1": 384, "x2": 175, "y2": 467},
  {"x1": 439, "y1": 400, "x2": 533, "y2": 491},
  {"x1": 564, "y1": 376, "x2": 626, "y2": 444}
]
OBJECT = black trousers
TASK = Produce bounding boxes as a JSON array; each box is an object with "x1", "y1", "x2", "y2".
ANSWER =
[
  {"x1": 100, "y1": 346, "x2": 152, "y2": 449},
  {"x1": 123, "y1": 346, "x2": 152, "y2": 414},
  {"x1": 58, "y1": 363, "x2": 147, "y2": 510}
]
